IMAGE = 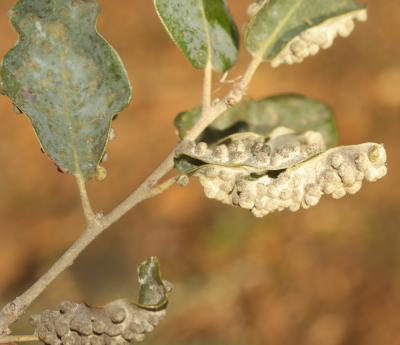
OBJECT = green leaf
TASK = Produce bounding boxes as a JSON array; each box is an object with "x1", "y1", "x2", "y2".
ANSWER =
[
  {"x1": 136, "y1": 257, "x2": 171, "y2": 311},
  {"x1": 175, "y1": 94, "x2": 338, "y2": 148},
  {"x1": 245, "y1": 0, "x2": 367, "y2": 67},
  {"x1": 154, "y1": 0, "x2": 239, "y2": 72},
  {"x1": 0, "y1": 0, "x2": 132, "y2": 180}
]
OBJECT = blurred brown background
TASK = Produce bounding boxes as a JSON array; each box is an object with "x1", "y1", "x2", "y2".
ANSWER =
[{"x1": 0, "y1": 1, "x2": 399, "y2": 345}]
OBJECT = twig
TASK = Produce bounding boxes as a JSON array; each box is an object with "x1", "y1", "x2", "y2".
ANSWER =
[
  {"x1": 0, "y1": 335, "x2": 38, "y2": 343},
  {"x1": 0, "y1": 56, "x2": 263, "y2": 336},
  {"x1": 202, "y1": 61, "x2": 213, "y2": 111}
]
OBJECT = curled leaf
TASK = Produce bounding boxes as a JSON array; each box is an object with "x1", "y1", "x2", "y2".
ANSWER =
[
  {"x1": 154, "y1": 0, "x2": 239, "y2": 72},
  {"x1": 245, "y1": 0, "x2": 367, "y2": 67},
  {"x1": 176, "y1": 127, "x2": 325, "y2": 174},
  {"x1": 30, "y1": 257, "x2": 171, "y2": 345},
  {"x1": 0, "y1": 0, "x2": 132, "y2": 180},
  {"x1": 192, "y1": 142, "x2": 387, "y2": 217},
  {"x1": 136, "y1": 256, "x2": 172, "y2": 311},
  {"x1": 31, "y1": 300, "x2": 165, "y2": 345}
]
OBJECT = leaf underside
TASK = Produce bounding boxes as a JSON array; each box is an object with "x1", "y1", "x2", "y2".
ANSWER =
[
  {"x1": 0, "y1": 0, "x2": 132, "y2": 180},
  {"x1": 154, "y1": 0, "x2": 239, "y2": 72},
  {"x1": 245, "y1": 0, "x2": 365, "y2": 62},
  {"x1": 175, "y1": 94, "x2": 338, "y2": 148}
]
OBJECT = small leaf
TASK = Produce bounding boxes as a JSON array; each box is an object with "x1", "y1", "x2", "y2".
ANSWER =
[
  {"x1": 137, "y1": 257, "x2": 171, "y2": 310},
  {"x1": 175, "y1": 94, "x2": 338, "y2": 148},
  {"x1": 245, "y1": 0, "x2": 367, "y2": 67},
  {"x1": 0, "y1": 0, "x2": 132, "y2": 180},
  {"x1": 154, "y1": 0, "x2": 239, "y2": 72}
]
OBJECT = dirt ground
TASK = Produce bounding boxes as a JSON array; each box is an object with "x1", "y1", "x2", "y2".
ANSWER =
[{"x1": 0, "y1": 1, "x2": 399, "y2": 345}]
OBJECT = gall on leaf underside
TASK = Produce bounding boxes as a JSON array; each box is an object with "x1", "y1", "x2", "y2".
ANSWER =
[{"x1": 245, "y1": 0, "x2": 367, "y2": 66}]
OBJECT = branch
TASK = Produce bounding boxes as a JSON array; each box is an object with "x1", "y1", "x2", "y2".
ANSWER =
[
  {"x1": 0, "y1": 56, "x2": 263, "y2": 336},
  {"x1": 202, "y1": 61, "x2": 213, "y2": 111}
]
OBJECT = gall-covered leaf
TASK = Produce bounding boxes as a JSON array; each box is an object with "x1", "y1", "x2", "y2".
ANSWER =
[
  {"x1": 0, "y1": 0, "x2": 132, "y2": 180},
  {"x1": 245, "y1": 0, "x2": 367, "y2": 67}
]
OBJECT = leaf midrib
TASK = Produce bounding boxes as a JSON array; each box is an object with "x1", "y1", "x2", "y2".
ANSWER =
[
  {"x1": 59, "y1": 46, "x2": 84, "y2": 178},
  {"x1": 199, "y1": 0, "x2": 213, "y2": 67},
  {"x1": 255, "y1": 0, "x2": 305, "y2": 59}
]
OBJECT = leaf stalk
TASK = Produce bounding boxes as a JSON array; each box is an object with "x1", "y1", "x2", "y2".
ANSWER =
[{"x1": 75, "y1": 174, "x2": 97, "y2": 224}]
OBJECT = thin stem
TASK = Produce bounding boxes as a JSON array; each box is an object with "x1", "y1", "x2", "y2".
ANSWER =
[
  {"x1": 0, "y1": 335, "x2": 38, "y2": 343},
  {"x1": 75, "y1": 174, "x2": 96, "y2": 224},
  {"x1": 240, "y1": 55, "x2": 263, "y2": 91},
  {"x1": 202, "y1": 61, "x2": 213, "y2": 111},
  {"x1": 0, "y1": 56, "x2": 263, "y2": 336},
  {"x1": 103, "y1": 152, "x2": 177, "y2": 228},
  {"x1": 148, "y1": 175, "x2": 181, "y2": 198},
  {"x1": 0, "y1": 226, "x2": 104, "y2": 336}
]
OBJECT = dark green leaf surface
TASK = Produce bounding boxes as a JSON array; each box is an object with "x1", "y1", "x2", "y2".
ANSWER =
[
  {"x1": 245, "y1": 0, "x2": 365, "y2": 61},
  {"x1": 137, "y1": 257, "x2": 170, "y2": 310},
  {"x1": 0, "y1": 0, "x2": 132, "y2": 180},
  {"x1": 175, "y1": 94, "x2": 338, "y2": 148},
  {"x1": 154, "y1": 0, "x2": 239, "y2": 72}
]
